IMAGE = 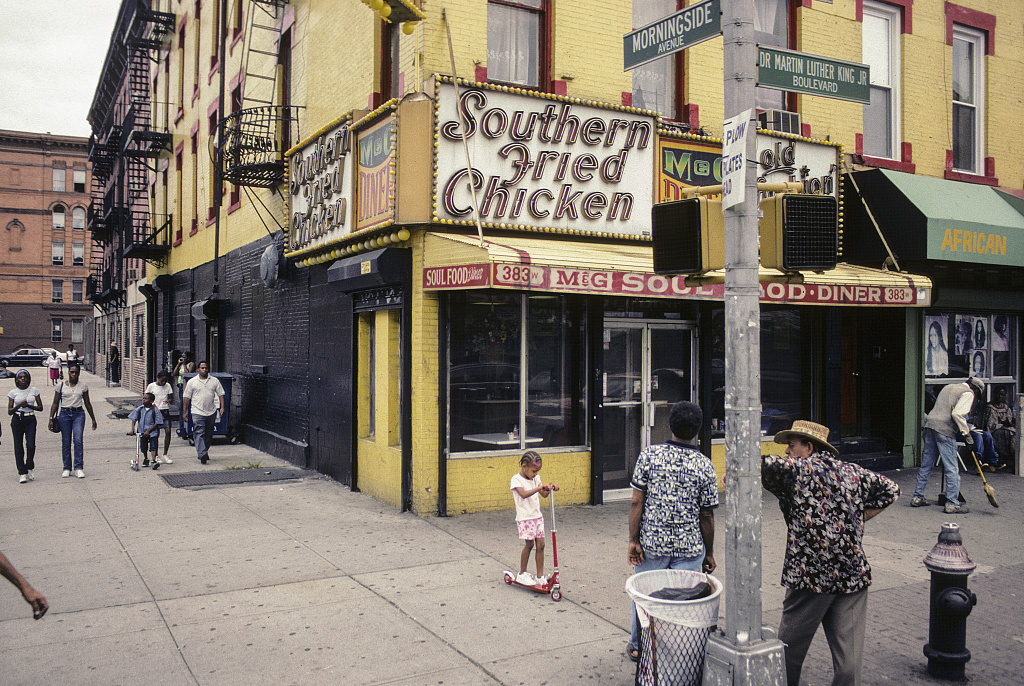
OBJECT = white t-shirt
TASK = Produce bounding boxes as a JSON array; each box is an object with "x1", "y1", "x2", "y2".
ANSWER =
[
  {"x1": 510, "y1": 473, "x2": 543, "y2": 521},
  {"x1": 146, "y1": 381, "x2": 175, "y2": 411},
  {"x1": 58, "y1": 381, "x2": 88, "y2": 410},
  {"x1": 8, "y1": 386, "x2": 41, "y2": 415},
  {"x1": 47, "y1": 356, "x2": 62, "y2": 370},
  {"x1": 183, "y1": 374, "x2": 225, "y2": 417}
]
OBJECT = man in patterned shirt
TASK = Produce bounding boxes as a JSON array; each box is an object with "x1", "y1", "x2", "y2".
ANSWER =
[
  {"x1": 763, "y1": 420, "x2": 900, "y2": 686},
  {"x1": 626, "y1": 400, "x2": 718, "y2": 661}
]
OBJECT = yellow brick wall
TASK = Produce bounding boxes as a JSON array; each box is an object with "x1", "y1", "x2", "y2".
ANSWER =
[
  {"x1": 446, "y1": 451, "x2": 591, "y2": 515},
  {"x1": 409, "y1": 229, "x2": 441, "y2": 515}
]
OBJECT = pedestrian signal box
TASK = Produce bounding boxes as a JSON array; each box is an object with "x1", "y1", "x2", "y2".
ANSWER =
[
  {"x1": 651, "y1": 197, "x2": 725, "y2": 274},
  {"x1": 759, "y1": 193, "x2": 838, "y2": 271}
]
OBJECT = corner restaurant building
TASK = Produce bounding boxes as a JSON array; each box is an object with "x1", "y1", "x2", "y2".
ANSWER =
[{"x1": 288, "y1": 77, "x2": 932, "y2": 515}]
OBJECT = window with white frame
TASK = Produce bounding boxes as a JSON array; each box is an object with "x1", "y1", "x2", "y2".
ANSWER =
[
  {"x1": 862, "y1": 2, "x2": 901, "y2": 159},
  {"x1": 72, "y1": 319, "x2": 84, "y2": 343},
  {"x1": 52, "y1": 280, "x2": 63, "y2": 303},
  {"x1": 755, "y1": 0, "x2": 790, "y2": 111},
  {"x1": 952, "y1": 25, "x2": 985, "y2": 174},
  {"x1": 52, "y1": 240, "x2": 64, "y2": 265},
  {"x1": 72, "y1": 240, "x2": 85, "y2": 266},
  {"x1": 487, "y1": 0, "x2": 543, "y2": 88},
  {"x1": 72, "y1": 280, "x2": 84, "y2": 304},
  {"x1": 52, "y1": 205, "x2": 65, "y2": 231},
  {"x1": 52, "y1": 166, "x2": 65, "y2": 191},
  {"x1": 72, "y1": 207, "x2": 85, "y2": 230},
  {"x1": 73, "y1": 169, "x2": 86, "y2": 193},
  {"x1": 632, "y1": 0, "x2": 677, "y2": 117},
  {"x1": 51, "y1": 319, "x2": 63, "y2": 343}
]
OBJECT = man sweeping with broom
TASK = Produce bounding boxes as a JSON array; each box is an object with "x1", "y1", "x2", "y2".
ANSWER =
[{"x1": 911, "y1": 377, "x2": 996, "y2": 514}]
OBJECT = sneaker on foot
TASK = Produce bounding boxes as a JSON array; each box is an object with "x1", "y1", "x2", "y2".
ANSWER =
[
  {"x1": 162, "y1": 455, "x2": 172, "y2": 464},
  {"x1": 910, "y1": 496, "x2": 930, "y2": 507},
  {"x1": 26, "y1": 470, "x2": 34, "y2": 481},
  {"x1": 61, "y1": 469, "x2": 71, "y2": 478},
  {"x1": 142, "y1": 458, "x2": 150, "y2": 467},
  {"x1": 152, "y1": 459, "x2": 160, "y2": 470},
  {"x1": 200, "y1": 454, "x2": 209, "y2": 464},
  {"x1": 130, "y1": 461, "x2": 139, "y2": 471},
  {"x1": 944, "y1": 502, "x2": 969, "y2": 514},
  {"x1": 19, "y1": 474, "x2": 28, "y2": 484},
  {"x1": 534, "y1": 575, "x2": 548, "y2": 587},
  {"x1": 74, "y1": 469, "x2": 85, "y2": 479},
  {"x1": 515, "y1": 572, "x2": 535, "y2": 585}
]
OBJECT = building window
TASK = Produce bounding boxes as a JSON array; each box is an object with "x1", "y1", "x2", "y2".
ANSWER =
[
  {"x1": 862, "y1": 2, "x2": 901, "y2": 159},
  {"x1": 52, "y1": 280, "x2": 64, "y2": 303},
  {"x1": 190, "y1": 131, "x2": 199, "y2": 233},
  {"x1": 178, "y1": 24, "x2": 186, "y2": 113},
  {"x1": 72, "y1": 240, "x2": 85, "y2": 266},
  {"x1": 72, "y1": 319, "x2": 84, "y2": 344},
  {"x1": 952, "y1": 25, "x2": 985, "y2": 174},
  {"x1": 487, "y1": 0, "x2": 545, "y2": 89},
  {"x1": 193, "y1": 1, "x2": 202, "y2": 98},
  {"x1": 135, "y1": 313, "x2": 145, "y2": 348},
  {"x1": 52, "y1": 166, "x2": 65, "y2": 192},
  {"x1": 72, "y1": 207, "x2": 86, "y2": 230},
  {"x1": 6, "y1": 219, "x2": 24, "y2": 251},
  {"x1": 755, "y1": 0, "x2": 791, "y2": 111},
  {"x1": 52, "y1": 205, "x2": 66, "y2": 231},
  {"x1": 73, "y1": 169, "x2": 86, "y2": 193},
  {"x1": 52, "y1": 240, "x2": 64, "y2": 265},
  {"x1": 72, "y1": 280, "x2": 84, "y2": 304},
  {"x1": 51, "y1": 319, "x2": 63, "y2": 343},
  {"x1": 632, "y1": 0, "x2": 677, "y2": 116},
  {"x1": 448, "y1": 291, "x2": 586, "y2": 454}
]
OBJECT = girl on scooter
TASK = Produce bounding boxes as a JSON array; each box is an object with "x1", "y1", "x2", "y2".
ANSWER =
[{"x1": 510, "y1": 451, "x2": 559, "y2": 587}]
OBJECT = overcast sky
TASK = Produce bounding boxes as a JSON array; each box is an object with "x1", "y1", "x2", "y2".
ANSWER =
[{"x1": 0, "y1": 1, "x2": 122, "y2": 138}]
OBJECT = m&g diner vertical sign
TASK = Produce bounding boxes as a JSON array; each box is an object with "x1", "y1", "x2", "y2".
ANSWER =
[
  {"x1": 434, "y1": 78, "x2": 656, "y2": 237},
  {"x1": 355, "y1": 114, "x2": 397, "y2": 232},
  {"x1": 286, "y1": 116, "x2": 353, "y2": 255}
]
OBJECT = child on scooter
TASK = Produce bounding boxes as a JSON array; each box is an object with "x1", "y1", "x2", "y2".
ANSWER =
[
  {"x1": 127, "y1": 393, "x2": 161, "y2": 470},
  {"x1": 510, "y1": 451, "x2": 559, "y2": 587}
]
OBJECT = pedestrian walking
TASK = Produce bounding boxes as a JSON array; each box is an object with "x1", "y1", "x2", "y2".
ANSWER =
[
  {"x1": 911, "y1": 377, "x2": 984, "y2": 514},
  {"x1": 45, "y1": 350, "x2": 61, "y2": 386},
  {"x1": 182, "y1": 361, "x2": 224, "y2": 464},
  {"x1": 763, "y1": 420, "x2": 900, "y2": 686},
  {"x1": 8, "y1": 369, "x2": 43, "y2": 483},
  {"x1": 145, "y1": 370, "x2": 175, "y2": 462},
  {"x1": 626, "y1": 400, "x2": 718, "y2": 662},
  {"x1": 509, "y1": 451, "x2": 559, "y2": 587},
  {"x1": 47, "y1": 362, "x2": 98, "y2": 478}
]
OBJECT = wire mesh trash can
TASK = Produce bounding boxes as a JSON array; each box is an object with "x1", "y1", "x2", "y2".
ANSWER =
[{"x1": 626, "y1": 570, "x2": 722, "y2": 686}]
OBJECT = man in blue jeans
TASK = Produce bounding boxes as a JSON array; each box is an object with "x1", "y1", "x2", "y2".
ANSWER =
[
  {"x1": 182, "y1": 361, "x2": 225, "y2": 464},
  {"x1": 912, "y1": 377, "x2": 984, "y2": 515},
  {"x1": 626, "y1": 400, "x2": 718, "y2": 661}
]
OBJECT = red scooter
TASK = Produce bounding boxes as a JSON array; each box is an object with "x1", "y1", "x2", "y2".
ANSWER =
[{"x1": 503, "y1": 490, "x2": 562, "y2": 601}]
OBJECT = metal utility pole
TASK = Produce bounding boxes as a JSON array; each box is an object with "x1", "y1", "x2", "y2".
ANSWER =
[{"x1": 703, "y1": 0, "x2": 786, "y2": 683}]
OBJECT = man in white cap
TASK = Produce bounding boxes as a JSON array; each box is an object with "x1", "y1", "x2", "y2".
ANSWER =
[
  {"x1": 763, "y1": 419, "x2": 900, "y2": 686},
  {"x1": 911, "y1": 377, "x2": 985, "y2": 514}
]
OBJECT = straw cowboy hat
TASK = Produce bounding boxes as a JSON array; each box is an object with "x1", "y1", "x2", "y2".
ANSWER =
[{"x1": 774, "y1": 420, "x2": 837, "y2": 455}]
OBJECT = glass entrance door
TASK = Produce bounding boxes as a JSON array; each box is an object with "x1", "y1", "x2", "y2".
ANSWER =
[{"x1": 600, "y1": 322, "x2": 696, "y2": 491}]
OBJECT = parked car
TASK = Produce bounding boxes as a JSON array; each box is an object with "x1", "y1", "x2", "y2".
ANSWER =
[
  {"x1": 0, "y1": 347, "x2": 51, "y2": 367},
  {"x1": 40, "y1": 347, "x2": 68, "y2": 362}
]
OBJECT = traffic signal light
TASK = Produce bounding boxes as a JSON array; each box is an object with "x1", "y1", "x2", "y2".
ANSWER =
[
  {"x1": 651, "y1": 197, "x2": 724, "y2": 274},
  {"x1": 759, "y1": 193, "x2": 838, "y2": 271}
]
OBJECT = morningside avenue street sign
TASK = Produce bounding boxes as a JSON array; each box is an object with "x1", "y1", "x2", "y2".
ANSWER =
[
  {"x1": 623, "y1": 0, "x2": 721, "y2": 71},
  {"x1": 757, "y1": 46, "x2": 871, "y2": 103}
]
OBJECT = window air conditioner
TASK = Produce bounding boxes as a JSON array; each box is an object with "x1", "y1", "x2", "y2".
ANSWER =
[{"x1": 757, "y1": 109, "x2": 802, "y2": 135}]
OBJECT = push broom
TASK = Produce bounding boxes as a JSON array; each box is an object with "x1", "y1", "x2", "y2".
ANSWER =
[{"x1": 967, "y1": 445, "x2": 1000, "y2": 508}]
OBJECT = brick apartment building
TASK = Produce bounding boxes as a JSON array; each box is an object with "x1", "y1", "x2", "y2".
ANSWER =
[{"x1": 0, "y1": 130, "x2": 93, "y2": 357}]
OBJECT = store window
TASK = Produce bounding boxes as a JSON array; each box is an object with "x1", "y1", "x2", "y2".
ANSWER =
[
  {"x1": 925, "y1": 312, "x2": 1016, "y2": 382},
  {"x1": 487, "y1": 0, "x2": 545, "y2": 89},
  {"x1": 862, "y1": 1, "x2": 901, "y2": 159},
  {"x1": 754, "y1": 0, "x2": 791, "y2": 111},
  {"x1": 951, "y1": 25, "x2": 985, "y2": 174},
  {"x1": 632, "y1": 0, "x2": 677, "y2": 116},
  {"x1": 448, "y1": 291, "x2": 586, "y2": 453}
]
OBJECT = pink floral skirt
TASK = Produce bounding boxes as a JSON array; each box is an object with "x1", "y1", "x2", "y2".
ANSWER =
[{"x1": 516, "y1": 516, "x2": 545, "y2": 541}]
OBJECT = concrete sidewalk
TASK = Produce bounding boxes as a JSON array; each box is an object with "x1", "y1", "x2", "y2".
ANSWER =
[{"x1": 1, "y1": 371, "x2": 1022, "y2": 684}]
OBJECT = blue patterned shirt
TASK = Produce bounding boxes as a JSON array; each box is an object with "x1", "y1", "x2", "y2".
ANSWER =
[
  {"x1": 631, "y1": 441, "x2": 719, "y2": 558},
  {"x1": 762, "y1": 451, "x2": 900, "y2": 594}
]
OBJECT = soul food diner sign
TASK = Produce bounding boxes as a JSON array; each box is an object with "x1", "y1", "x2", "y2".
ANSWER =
[{"x1": 434, "y1": 80, "x2": 656, "y2": 237}]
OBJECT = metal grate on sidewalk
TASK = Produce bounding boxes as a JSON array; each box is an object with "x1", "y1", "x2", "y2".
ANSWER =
[{"x1": 161, "y1": 468, "x2": 307, "y2": 489}]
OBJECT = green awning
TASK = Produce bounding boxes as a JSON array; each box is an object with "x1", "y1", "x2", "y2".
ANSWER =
[{"x1": 845, "y1": 169, "x2": 1024, "y2": 267}]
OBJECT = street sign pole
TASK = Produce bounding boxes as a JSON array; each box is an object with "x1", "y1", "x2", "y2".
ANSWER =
[{"x1": 703, "y1": 1, "x2": 786, "y2": 683}]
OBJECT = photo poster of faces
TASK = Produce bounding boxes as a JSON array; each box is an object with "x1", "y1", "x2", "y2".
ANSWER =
[{"x1": 926, "y1": 313, "x2": 1014, "y2": 379}]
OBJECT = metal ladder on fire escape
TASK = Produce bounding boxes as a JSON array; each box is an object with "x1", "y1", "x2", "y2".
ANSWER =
[{"x1": 239, "y1": 0, "x2": 287, "y2": 110}]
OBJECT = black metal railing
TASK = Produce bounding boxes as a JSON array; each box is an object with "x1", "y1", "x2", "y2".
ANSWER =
[
  {"x1": 221, "y1": 106, "x2": 297, "y2": 188},
  {"x1": 124, "y1": 212, "x2": 173, "y2": 264}
]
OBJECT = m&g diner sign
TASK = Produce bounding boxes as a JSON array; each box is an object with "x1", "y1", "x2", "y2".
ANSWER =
[{"x1": 434, "y1": 79, "x2": 656, "y2": 237}]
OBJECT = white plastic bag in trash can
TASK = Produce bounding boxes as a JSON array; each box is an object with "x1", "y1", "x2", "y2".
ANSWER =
[{"x1": 626, "y1": 570, "x2": 722, "y2": 686}]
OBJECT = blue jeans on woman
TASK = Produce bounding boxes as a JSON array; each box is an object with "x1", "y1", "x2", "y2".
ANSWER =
[
  {"x1": 628, "y1": 549, "x2": 705, "y2": 652},
  {"x1": 58, "y1": 407, "x2": 86, "y2": 471},
  {"x1": 11, "y1": 413, "x2": 37, "y2": 475}
]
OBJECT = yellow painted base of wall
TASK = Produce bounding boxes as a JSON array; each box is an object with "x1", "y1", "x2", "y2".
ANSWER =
[
  {"x1": 356, "y1": 439, "x2": 403, "y2": 508},
  {"x1": 707, "y1": 440, "x2": 783, "y2": 492},
  {"x1": 446, "y1": 451, "x2": 591, "y2": 515}
]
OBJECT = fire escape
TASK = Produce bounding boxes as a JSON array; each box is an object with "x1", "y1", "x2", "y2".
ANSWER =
[
  {"x1": 87, "y1": 0, "x2": 174, "y2": 312},
  {"x1": 221, "y1": 0, "x2": 296, "y2": 188}
]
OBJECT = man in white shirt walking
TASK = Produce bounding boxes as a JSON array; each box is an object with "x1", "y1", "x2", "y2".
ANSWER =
[{"x1": 182, "y1": 361, "x2": 225, "y2": 464}]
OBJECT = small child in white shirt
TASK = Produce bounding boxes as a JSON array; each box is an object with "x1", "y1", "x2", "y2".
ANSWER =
[{"x1": 509, "y1": 451, "x2": 559, "y2": 587}]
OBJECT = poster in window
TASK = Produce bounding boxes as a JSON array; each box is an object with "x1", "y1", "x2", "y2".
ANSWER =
[
  {"x1": 973, "y1": 317, "x2": 987, "y2": 351},
  {"x1": 925, "y1": 315, "x2": 949, "y2": 377},
  {"x1": 970, "y1": 350, "x2": 987, "y2": 378},
  {"x1": 992, "y1": 315, "x2": 1010, "y2": 351},
  {"x1": 953, "y1": 315, "x2": 973, "y2": 355}
]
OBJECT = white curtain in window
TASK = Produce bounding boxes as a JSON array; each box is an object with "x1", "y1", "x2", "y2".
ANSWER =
[
  {"x1": 754, "y1": 0, "x2": 789, "y2": 111},
  {"x1": 72, "y1": 207, "x2": 86, "y2": 230},
  {"x1": 52, "y1": 206, "x2": 65, "y2": 230},
  {"x1": 52, "y1": 167, "x2": 65, "y2": 192},
  {"x1": 488, "y1": 3, "x2": 540, "y2": 87}
]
